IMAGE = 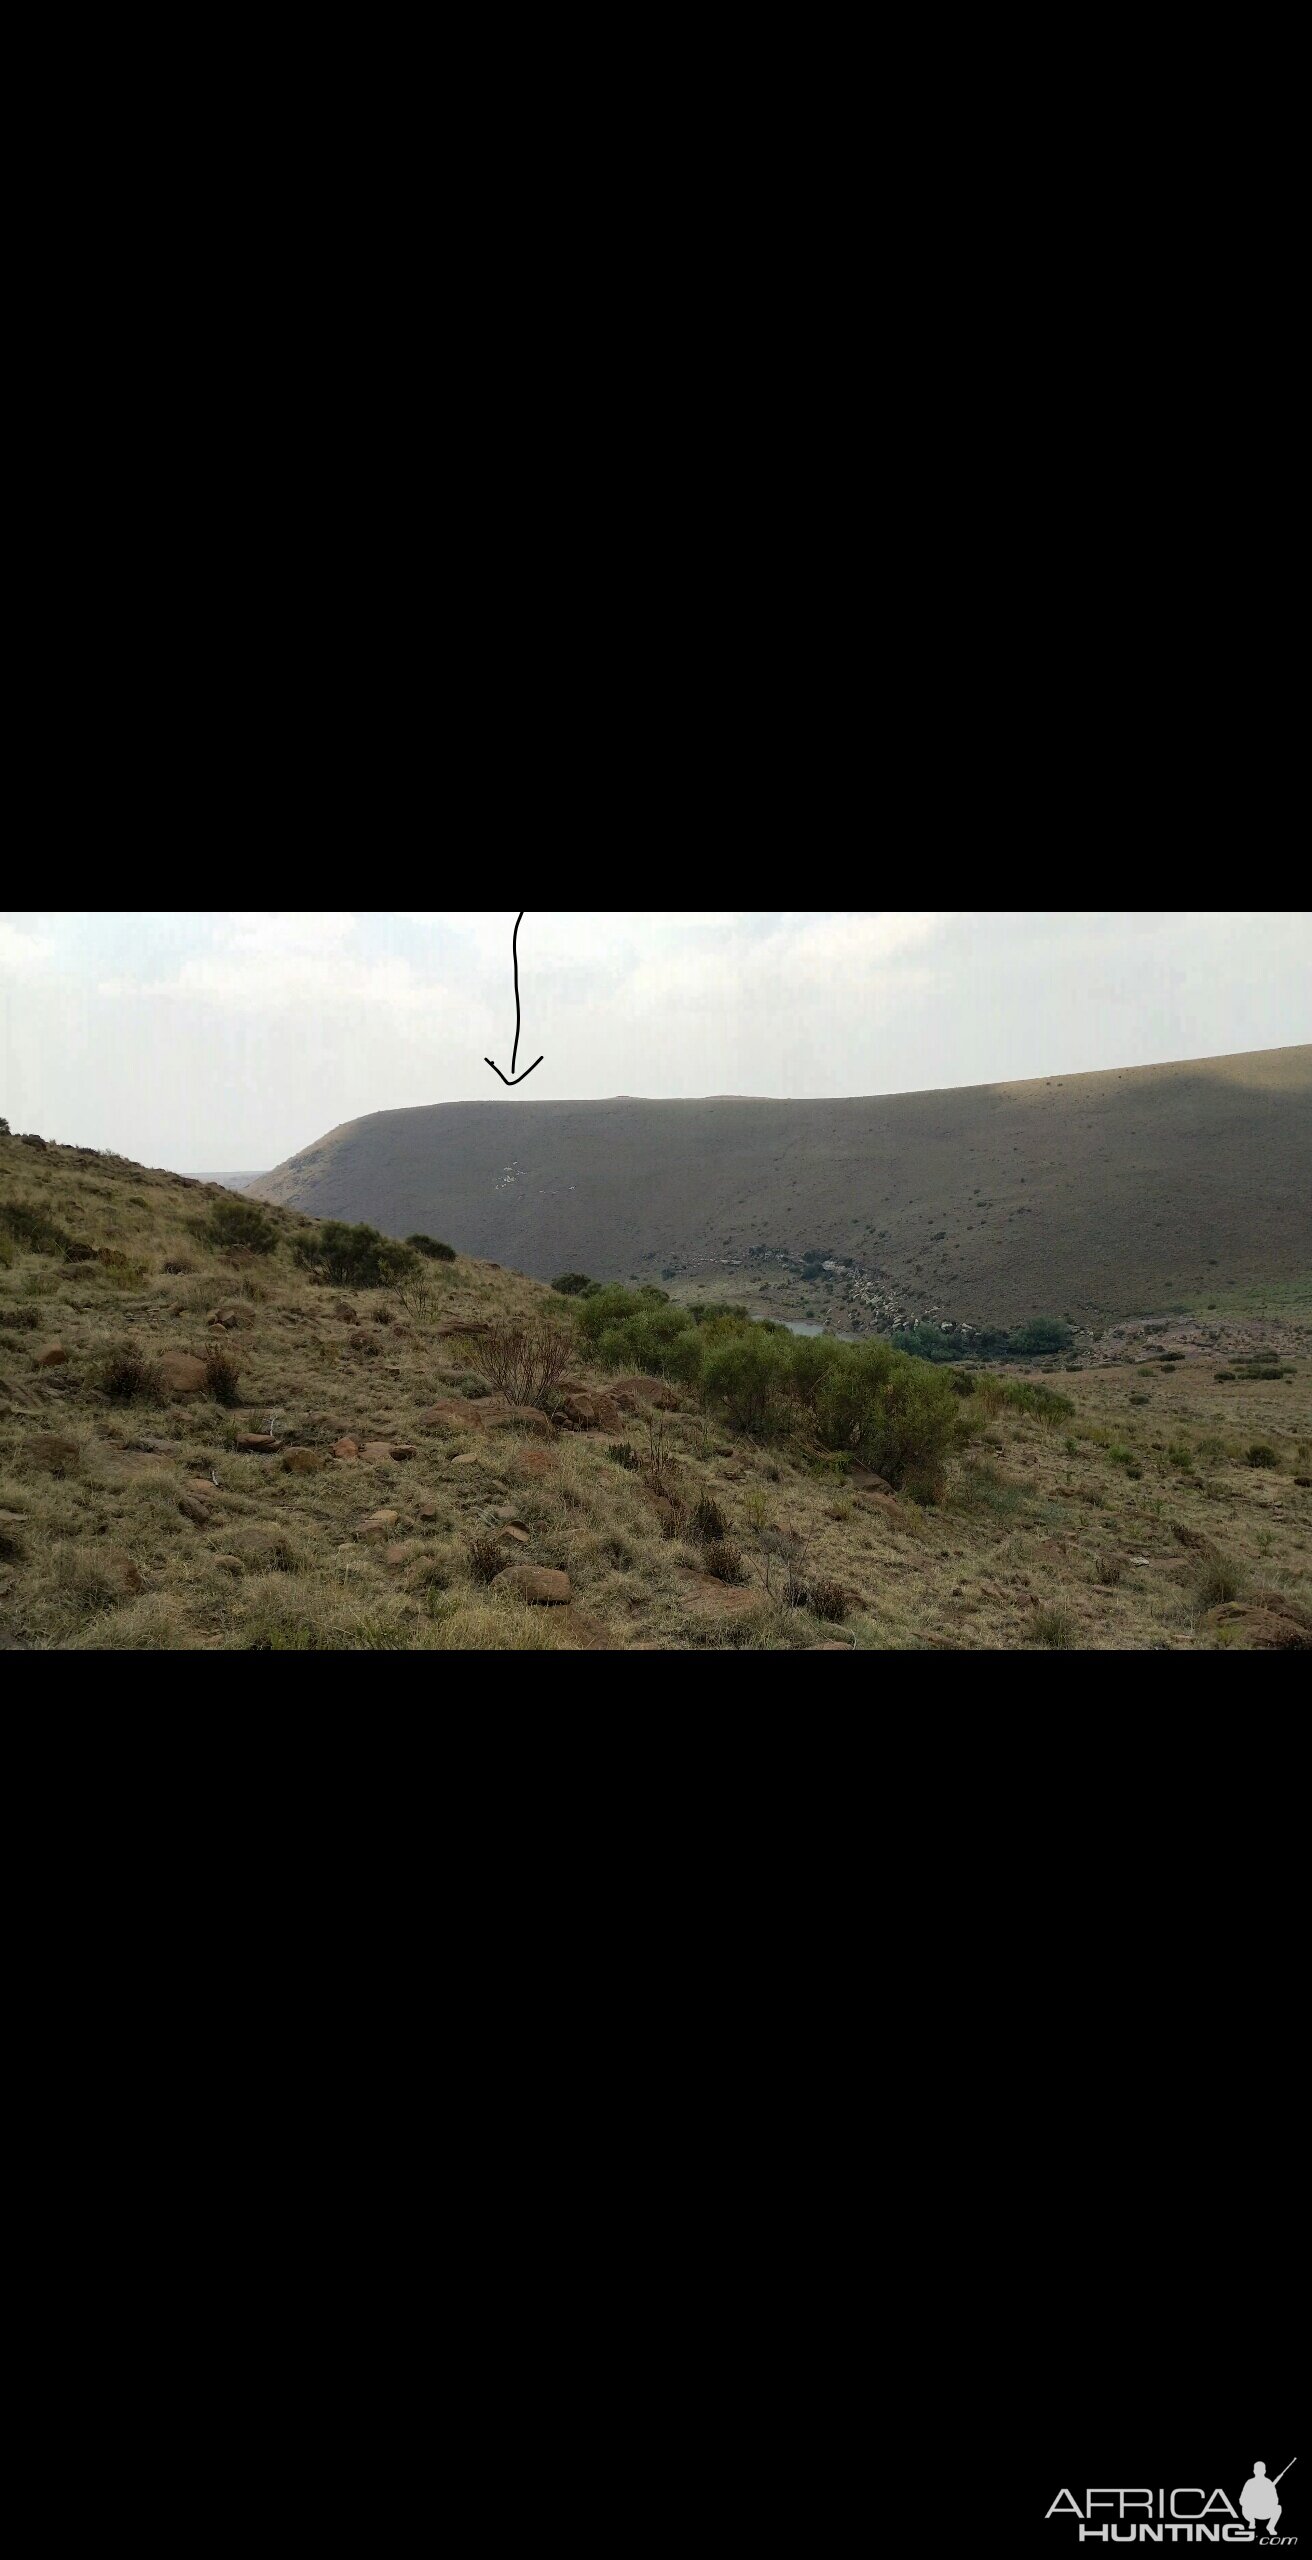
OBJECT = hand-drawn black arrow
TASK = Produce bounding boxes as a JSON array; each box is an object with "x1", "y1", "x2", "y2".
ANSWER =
[{"x1": 485, "y1": 911, "x2": 544, "y2": 1086}]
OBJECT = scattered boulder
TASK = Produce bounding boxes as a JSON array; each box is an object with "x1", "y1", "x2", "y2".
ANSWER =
[
  {"x1": 28, "y1": 1433, "x2": 81, "y2": 1474},
  {"x1": 35, "y1": 1342, "x2": 69, "y2": 1367},
  {"x1": 850, "y1": 1465, "x2": 894, "y2": 1493},
  {"x1": 495, "y1": 1565, "x2": 572, "y2": 1605},
  {"x1": 389, "y1": 1443, "x2": 417, "y2": 1461},
  {"x1": 208, "y1": 1302, "x2": 258, "y2": 1331},
  {"x1": 384, "y1": 1540, "x2": 424, "y2": 1570},
  {"x1": 360, "y1": 1441, "x2": 396, "y2": 1462},
  {"x1": 157, "y1": 1352, "x2": 209, "y2": 1396},
  {"x1": 235, "y1": 1432, "x2": 279, "y2": 1453},
  {"x1": 282, "y1": 1448, "x2": 326, "y2": 1475},
  {"x1": 331, "y1": 1436, "x2": 359, "y2": 1458},
  {"x1": 560, "y1": 1393, "x2": 597, "y2": 1429},
  {"x1": 357, "y1": 1509, "x2": 400, "y2": 1542},
  {"x1": 178, "y1": 1493, "x2": 212, "y2": 1524},
  {"x1": 420, "y1": 1399, "x2": 485, "y2": 1431},
  {"x1": 418, "y1": 1498, "x2": 441, "y2": 1521},
  {"x1": 481, "y1": 1404, "x2": 553, "y2": 1435},
  {"x1": 514, "y1": 1447, "x2": 557, "y2": 1480},
  {"x1": 501, "y1": 1526, "x2": 531, "y2": 1545}
]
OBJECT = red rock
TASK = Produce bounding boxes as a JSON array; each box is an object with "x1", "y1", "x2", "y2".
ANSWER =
[
  {"x1": 514, "y1": 1447, "x2": 557, "y2": 1480},
  {"x1": 331, "y1": 1437, "x2": 359, "y2": 1458},
  {"x1": 389, "y1": 1444, "x2": 417, "y2": 1461},
  {"x1": 235, "y1": 1432, "x2": 279, "y2": 1453},
  {"x1": 420, "y1": 1399, "x2": 486, "y2": 1431},
  {"x1": 360, "y1": 1441, "x2": 395, "y2": 1462},
  {"x1": 282, "y1": 1448, "x2": 326, "y2": 1474},
  {"x1": 35, "y1": 1343, "x2": 69, "y2": 1367}
]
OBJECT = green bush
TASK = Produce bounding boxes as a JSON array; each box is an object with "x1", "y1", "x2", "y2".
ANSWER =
[
  {"x1": 407, "y1": 1234, "x2": 456, "y2": 1261},
  {"x1": 812, "y1": 1341, "x2": 957, "y2": 1495},
  {"x1": 204, "y1": 1196, "x2": 278, "y2": 1256},
  {"x1": 702, "y1": 1329, "x2": 791, "y2": 1435},
  {"x1": 551, "y1": 1272, "x2": 595, "y2": 1295},
  {"x1": 1246, "y1": 1443, "x2": 1279, "y2": 1469},
  {"x1": 579, "y1": 1283, "x2": 708, "y2": 1383},
  {"x1": 1010, "y1": 1317, "x2": 1075, "y2": 1355},
  {"x1": 291, "y1": 1221, "x2": 418, "y2": 1289}
]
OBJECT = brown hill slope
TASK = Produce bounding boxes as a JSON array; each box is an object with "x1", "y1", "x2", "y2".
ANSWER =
[
  {"x1": 2, "y1": 1129, "x2": 1310, "y2": 1652},
  {"x1": 249, "y1": 1046, "x2": 1312, "y2": 1328}
]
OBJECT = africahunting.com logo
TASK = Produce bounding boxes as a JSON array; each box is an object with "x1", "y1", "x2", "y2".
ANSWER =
[{"x1": 1046, "y1": 2458, "x2": 1296, "y2": 2544}]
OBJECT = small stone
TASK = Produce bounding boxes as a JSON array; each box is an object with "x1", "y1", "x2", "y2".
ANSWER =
[
  {"x1": 35, "y1": 1342, "x2": 69, "y2": 1367},
  {"x1": 389, "y1": 1444, "x2": 417, "y2": 1461},
  {"x1": 331, "y1": 1437, "x2": 359, "y2": 1458},
  {"x1": 360, "y1": 1441, "x2": 395, "y2": 1461},
  {"x1": 357, "y1": 1509, "x2": 400, "y2": 1541},
  {"x1": 236, "y1": 1432, "x2": 279, "y2": 1453}
]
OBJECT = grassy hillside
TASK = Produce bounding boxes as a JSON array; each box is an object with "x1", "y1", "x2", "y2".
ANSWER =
[
  {"x1": 2, "y1": 1126, "x2": 1310, "y2": 1653},
  {"x1": 247, "y1": 1047, "x2": 1312, "y2": 1331}
]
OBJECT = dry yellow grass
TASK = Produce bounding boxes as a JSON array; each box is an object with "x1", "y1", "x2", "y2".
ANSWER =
[{"x1": 2, "y1": 1132, "x2": 1308, "y2": 1652}]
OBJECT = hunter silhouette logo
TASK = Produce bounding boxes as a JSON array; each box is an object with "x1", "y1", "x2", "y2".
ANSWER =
[
  {"x1": 1045, "y1": 2457, "x2": 1296, "y2": 2542},
  {"x1": 1242, "y1": 2465, "x2": 1296, "y2": 2538}
]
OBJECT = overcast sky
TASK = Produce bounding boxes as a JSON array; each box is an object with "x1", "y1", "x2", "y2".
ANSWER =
[{"x1": 2, "y1": 910, "x2": 1308, "y2": 1173}]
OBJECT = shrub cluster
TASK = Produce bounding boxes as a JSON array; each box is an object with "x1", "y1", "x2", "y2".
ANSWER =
[
  {"x1": 407, "y1": 1234, "x2": 456, "y2": 1261},
  {"x1": 551, "y1": 1272, "x2": 596, "y2": 1296},
  {"x1": 291, "y1": 1222, "x2": 418, "y2": 1289},
  {"x1": 576, "y1": 1288, "x2": 958, "y2": 1493},
  {"x1": 203, "y1": 1197, "x2": 279, "y2": 1256},
  {"x1": 892, "y1": 1315, "x2": 1075, "y2": 1363}
]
